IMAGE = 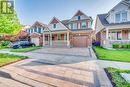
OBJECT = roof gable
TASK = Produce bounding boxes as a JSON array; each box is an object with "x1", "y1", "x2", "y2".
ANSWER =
[
  {"x1": 31, "y1": 21, "x2": 47, "y2": 28},
  {"x1": 50, "y1": 18, "x2": 59, "y2": 24},
  {"x1": 109, "y1": 0, "x2": 130, "y2": 13},
  {"x1": 74, "y1": 10, "x2": 85, "y2": 16}
]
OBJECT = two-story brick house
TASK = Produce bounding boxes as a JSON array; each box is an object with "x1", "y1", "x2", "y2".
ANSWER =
[
  {"x1": 43, "y1": 10, "x2": 93, "y2": 47},
  {"x1": 95, "y1": 0, "x2": 130, "y2": 48}
]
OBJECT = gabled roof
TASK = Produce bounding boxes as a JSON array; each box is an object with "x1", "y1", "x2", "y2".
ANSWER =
[
  {"x1": 48, "y1": 17, "x2": 69, "y2": 30},
  {"x1": 69, "y1": 10, "x2": 93, "y2": 22},
  {"x1": 50, "y1": 17, "x2": 59, "y2": 24},
  {"x1": 97, "y1": 13, "x2": 130, "y2": 26},
  {"x1": 74, "y1": 10, "x2": 85, "y2": 16},
  {"x1": 31, "y1": 21, "x2": 48, "y2": 28}
]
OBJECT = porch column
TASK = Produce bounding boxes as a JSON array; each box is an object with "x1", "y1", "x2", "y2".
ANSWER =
[
  {"x1": 67, "y1": 32, "x2": 70, "y2": 47},
  {"x1": 50, "y1": 33, "x2": 52, "y2": 46},
  {"x1": 106, "y1": 28, "x2": 109, "y2": 40},
  {"x1": 105, "y1": 28, "x2": 110, "y2": 48},
  {"x1": 43, "y1": 33, "x2": 45, "y2": 46}
]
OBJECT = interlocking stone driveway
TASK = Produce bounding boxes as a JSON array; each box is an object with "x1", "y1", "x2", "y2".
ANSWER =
[{"x1": 0, "y1": 48, "x2": 112, "y2": 87}]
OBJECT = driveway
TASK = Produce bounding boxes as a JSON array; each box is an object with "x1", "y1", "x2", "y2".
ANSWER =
[{"x1": 0, "y1": 48, "x2": 112, "y2": 87}]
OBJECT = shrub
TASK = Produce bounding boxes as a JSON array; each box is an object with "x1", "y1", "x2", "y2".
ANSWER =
[
  {"x1": 127, "y1": 44, "x2": 130, "y2": 48},
  {"x1": 0, "y1": 41, "x2": 11, "y2": 47},
  {"x1": 113, "y1": 44, "x2": 130, "y2": 49},
  {"x1": 122, "y1": 44, "x2": 128, "y2": 48},
  {"x1": 113, "y1": 44, "x2": 119, "y2": 48}
]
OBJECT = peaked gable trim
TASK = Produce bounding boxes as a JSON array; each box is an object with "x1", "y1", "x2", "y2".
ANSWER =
[
  {"x1": 69, "y1": 10, "x2": 92, "y2": 22},
  {"x1": 48, "y1": 17, "x2": 69, "y2": 30}
]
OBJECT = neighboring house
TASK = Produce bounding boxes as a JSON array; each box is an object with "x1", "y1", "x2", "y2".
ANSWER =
[
  {"x1": 26, "y1": 21, "x2": 48, "y2": 46},
  {"x1": 95, "y1": 0, "x2": 130, "y2": 48},
  {"x1": 43, "y1": 10, "x2": 93, "y2": 47}
]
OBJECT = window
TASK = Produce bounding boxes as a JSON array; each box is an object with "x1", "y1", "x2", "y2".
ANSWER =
[
  {"x1": 38, "y1": 27, "x2": 42, "y2": 33},
  {"x1": 122, "y1": 11, "x2": 127, "y2": 22},
  {"x1": 115, "y1": 13, "x2": 121, "y2": 22},
  {"x1": 53, "y1": 24, "x2": 56, "y2": 28},
  {"x1": 70, "y1": 23, "x2": 73, "y2": 29},
  {"x1": 34, "y1": 28, "x2": 37, "y2": 32},
  {"x1": 81, "y1": 21, "x2": 87, "y2": 29},
  {"x1": 31, "y1": 29, "x2": 33, "y2": 33},
  {"x1": 78, "y1": 16, "x2": 80, "y2": 20},
  {"x1": 109, "y1": 31, "x2": 122, "y2": 40},
  {"x1": 115, "y1": 11, "x2": 128, "y2": 23}
]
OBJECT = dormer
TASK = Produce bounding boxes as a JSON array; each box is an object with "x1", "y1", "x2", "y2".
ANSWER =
[{"x1": 106, "y1": 0, "x2": 130, "y2": 23}]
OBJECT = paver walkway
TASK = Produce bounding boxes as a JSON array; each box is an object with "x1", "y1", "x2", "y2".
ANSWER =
[
  {"x1": 97, "y1": 60, "x2": 130, "y2": 70},
  {"x1": 0, "y1": 48, "x2": 112, "y2": 87}
]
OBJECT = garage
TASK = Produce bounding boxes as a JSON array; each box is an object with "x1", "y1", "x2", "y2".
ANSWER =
[
  {"x1": 72, "y1": 35, "x2": 90, "y2": 47},
  {"x1": 31, "y1": 38, "x2": 39, "y2": 46},
  {"x1": 30, "y1": 33, "x2": 43, "y2": 46}
]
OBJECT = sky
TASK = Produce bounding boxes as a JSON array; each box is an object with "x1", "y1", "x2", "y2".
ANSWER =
[{"x1": 14, "y1": 0, "x2": 121, "y2": 27}]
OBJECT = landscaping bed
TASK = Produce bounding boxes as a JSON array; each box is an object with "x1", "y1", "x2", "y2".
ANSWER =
[
  {"x1": 10, "y1": 46, "x2": 42, "y2": 52},
  {"x1": 94, "y1": 46, "x2": 130, "y2": 62},
  {"x1": 0, "y1": 53, "x2": 27, "y2": 67},
  {"x1": 105, "y1": 67, "x2": 130, "y2": 87}
]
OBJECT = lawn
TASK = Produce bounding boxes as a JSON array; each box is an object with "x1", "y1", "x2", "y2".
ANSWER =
[
  {"x1": 106, "y1": 67, "x2": 130, "y2": 87},
  {"x1": 10, "y1": 46, "x2": 42, "y2": 52},
  {"x1": 94, "y1": 46, "x2": 130, "y2": 62},
  {"x1": 0, "y1": 53, "x2": 27, "y2": 67}
]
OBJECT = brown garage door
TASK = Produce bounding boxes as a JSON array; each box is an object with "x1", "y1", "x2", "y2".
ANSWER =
[{"x1": 72, "y1": 36, "x2": 89, "y2": 47}]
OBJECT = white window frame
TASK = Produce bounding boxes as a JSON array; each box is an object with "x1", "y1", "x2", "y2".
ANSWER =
[
  {"x1": 115, "y1": 11, "x2": 128, "y2": 23},
  {"x1": 109, "y1": 30, "x2": 122, "y2": 40}
]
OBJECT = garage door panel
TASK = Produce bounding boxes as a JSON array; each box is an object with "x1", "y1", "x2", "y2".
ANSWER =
[
  {"x1": 73, "y1": 36, "x2": 89, "y2": 47},
  {"x1": 31, "y1": 38, "x2": 39, "y2": 46}
]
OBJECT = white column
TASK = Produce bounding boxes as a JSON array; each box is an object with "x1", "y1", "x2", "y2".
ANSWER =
[
  {"x1": 67, "y1": 32, "x2": 70, "y2": 47},
  {"x1": 106, "y1": 28, "x2": 109, "y2": 40},
  {"x1": 43, "y1": 33, "x2": 45, "y2": 46},
  {"x1": 50, "y1": 33, "x2": 52, "y2": 46}
]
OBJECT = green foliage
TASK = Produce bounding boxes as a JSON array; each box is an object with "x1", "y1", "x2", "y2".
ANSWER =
[
  {"x1": 0, "y1": 0, "x2": 22, "y2": 34},
  {"x1": 10, "y1": 46, "x2": 42, "y2": 52},
  {"x1": 113, "y1": 44, "x2": 130, "y2": 49},
  {"x1": 107, "y1": 67, "x2": 130, "y2": 87},
  {"x1": 0, "y1": 41, "x2": 11, "y2": 46}
]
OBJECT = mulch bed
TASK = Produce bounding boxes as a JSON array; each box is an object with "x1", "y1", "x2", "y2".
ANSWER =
[{"x1": 104, "y1": 68, "x2": 116, "y2": 87}]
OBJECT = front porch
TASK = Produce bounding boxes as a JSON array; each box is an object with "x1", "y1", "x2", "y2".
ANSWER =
[
  {"x1": 101, "y1": 28, "x2": 130, "y2": 48},
  {"x1": 43, "y1": 32, "x2": 70, "y2": 47}
]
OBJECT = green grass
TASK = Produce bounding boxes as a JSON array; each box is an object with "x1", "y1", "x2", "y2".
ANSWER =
[
  {"x1": 0, "y1": 46, "x2": 8, "y2": 49},
  {"x1": 10, "y1": 46, "x2": 42, "y2": 52},
  {"x1": 106, "y1": 67, "x2": 130, "y2": 87},
  {"x1": 0, "y1": 53, "x2": 27, "y2": 67},
  {"x1": 94, "y1": 46, "x2": 130, "y2": 62}
]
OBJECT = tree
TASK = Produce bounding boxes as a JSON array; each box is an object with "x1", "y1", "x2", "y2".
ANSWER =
[{"x1": 0, "y1": 0, "x2": 22, "y2": 35}]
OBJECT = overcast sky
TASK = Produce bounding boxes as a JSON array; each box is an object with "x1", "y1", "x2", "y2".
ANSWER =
[{"x1": 15, "y1": 0, "x2": 121, "y2": 27}]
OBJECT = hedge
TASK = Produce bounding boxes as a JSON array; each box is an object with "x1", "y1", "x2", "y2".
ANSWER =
[{"x1": 113, "y1": 44, "x2": 130, "y2": 48}]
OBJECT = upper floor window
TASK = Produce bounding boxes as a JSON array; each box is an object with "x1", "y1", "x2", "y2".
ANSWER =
[
  {"x1": 81, "y1": 21, "x2": 87, "y2": 29},
  {"x1": 31, "y1": 29, "x2": 33, "y2": 33},
  {"x1": 115, "y1": 11, "x2": 128, "y2": 23},
  {"x1": 122, "y1": 11, "x2": 127, "y2": 22},
  {"x1": 53, "y1": 24, "x2": 56, "y2": 28},
  {"x1": 70, "y1": 23, "x2": 73, "y2": 29},
  {"x1": 34, "y1": 28, "x2": 37, "y2": 32},
  {"x1": 115, "y1": 13, "x2": 120, "y2": 23},
  {"x1": 78, "y1": 16, "x2": 81, "y2": 20},
  {"x1": 38, "y1": 27, "x2": 42, "y2": 33}
]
